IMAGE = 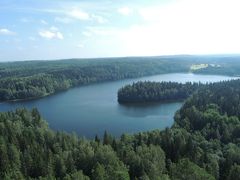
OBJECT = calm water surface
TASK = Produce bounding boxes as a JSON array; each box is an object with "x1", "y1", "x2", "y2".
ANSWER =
[{"x1": 0, "y1": 73, "x2": 237, "y2": 138}]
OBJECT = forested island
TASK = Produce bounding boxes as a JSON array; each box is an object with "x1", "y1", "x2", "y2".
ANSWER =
[
  {"x1": 1, "y1": 79, "x2": 240, "y2": 179},
  {"x1": 1, "y1": 55, "x2": 240, "y2": 102},
  {"x1": 118, "y1": 81, "x2": 202, "y2": 103}
]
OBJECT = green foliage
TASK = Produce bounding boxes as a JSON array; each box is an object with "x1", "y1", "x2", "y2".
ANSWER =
[
  {"x1": 170, "y1": 158, "x2": 215, "y2": 180},
  {"x1": 92, "y1": 163, "x2": 106, "y2": 180},
  {"x1": 2, "y1": 66, "x2": 240, "y2": 179},
  {"x1": 0, "y1": 108, "x2": 129, "y2": 179},
  {"x1": 227, "y1": 164, "x2": 240, "y2": 180},
  {"x1": 118, "y1": 81, "x2": 202, "y2": 103},
  {"x1": 63, "y1": 171, "x2": 90, "y2": 180},
  {"x1": 0, "y1": 57, "x2": 193, "y2": 101},
  {"x1": 0, "y1": 55, "x2": 239, "y2": 102},
  {"x1": 135, "y1": 145, "x2": 166, "y2": 179}
]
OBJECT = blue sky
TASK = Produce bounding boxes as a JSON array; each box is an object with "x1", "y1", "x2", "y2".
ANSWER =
[{"x1": 0, "y1": 0, "x2": 240, "y2": 61}]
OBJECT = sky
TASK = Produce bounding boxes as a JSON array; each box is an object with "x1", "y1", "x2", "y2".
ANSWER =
[{"x1": 0, "y1": 0, "x2": 240, "y2": 61}]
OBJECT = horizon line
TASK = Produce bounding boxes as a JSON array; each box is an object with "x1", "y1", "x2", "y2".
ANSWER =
[{"x1": 2, "y1": 53, "x2": 240, "y2": 63}]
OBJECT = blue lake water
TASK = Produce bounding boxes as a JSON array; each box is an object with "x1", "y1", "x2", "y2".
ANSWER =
[{"x1": 0, "y1": 73, "x2": 237, "y2": 138}]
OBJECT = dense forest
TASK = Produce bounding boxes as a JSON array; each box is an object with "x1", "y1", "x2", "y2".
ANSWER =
[
  {"x1": 118, "y1": 81, "x2": 202, "y2": 103},
  {"x1": 1, "y1": 54, "x2": 240, "y2": 102},
  {"x1": 1, "y1": 79, "x2": 240, "y2": 179},
  {"x1": 0, "y1": 57, "x2": 192, "y2": 101}
]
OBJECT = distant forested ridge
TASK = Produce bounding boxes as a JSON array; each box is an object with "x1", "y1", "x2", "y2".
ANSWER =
[
  {"x1": 1, "y1": 54, "x2": 240, "y2": 102},
  {"x1": 118, "y1": 81, "x2": 202, "y2": 103},
  {"x1": 1, "y1": 79, "x2": 240, "y2": 179},
  {"x1": 0, "y1": 57, "x2": 193, "y2": 101}
]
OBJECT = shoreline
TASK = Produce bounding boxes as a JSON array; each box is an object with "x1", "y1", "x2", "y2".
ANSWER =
[{"x1": 1, "y1": 72, "x2": 238, "y2": 103}]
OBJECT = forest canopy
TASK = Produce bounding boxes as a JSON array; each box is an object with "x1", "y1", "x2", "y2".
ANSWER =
[
  {"x1": 1, "y1": 79, "x2": 240, "y2": 179},
  {"x1": 1, "y1": 55, "x2": 240, "y2": 102},
  {"x1": 0, "y1": 57, "x2": 191, "y2": 101},
  {"x1": 118, "y1": 81, "x2": 203, "y2": 103}
]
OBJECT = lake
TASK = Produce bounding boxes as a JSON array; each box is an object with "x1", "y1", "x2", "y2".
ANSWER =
[{"x1": 0, "y1": 73, "x2": 237, "y2": 138}]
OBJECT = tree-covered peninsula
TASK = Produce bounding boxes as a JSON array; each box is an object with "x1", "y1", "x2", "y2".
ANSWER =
[{"x1": 118, "y1": 81, "x2": 202, "y2": 103}]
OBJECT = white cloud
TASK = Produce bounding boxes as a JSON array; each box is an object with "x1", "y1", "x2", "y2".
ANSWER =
[
  {"x1": 58, "y1": 12, "x2": 107, "y2": 24},
  {"x1": 37, "y1": 6, "x2": 107, "y2": 24},
  {"x1": 73, "y1": 0, "x2": 240, "y2": 57},
  {"x1": 50, "y1": 26, "x2": 59, "y2": 31},
  {"x1": 118, "y1": 7, "x2": 132, "y2": 16},
  {"x1": 92, "y1": 15, "x2": 108, "y2": 24},
  {"x1": 114, "y1": 0, "x2": 240, "y2": 56},
  {"x1": 68, "y1": 9, "x2": 90, "y2": 20},
  {"x1": 0, "y1": 28, "x2": 16, "y2": 35},
  {"x1": 20, "y1": 18, "x2": 33, "y2": 23},
  {"x1": 17, "y1": 46, "x2": 24, "y2": 51},
  {"x1": 28, "y1": 36, "x2": 36, "y2": 41},
  {"x1": 76, "y1": 44, "x2": 84, "y2": 48},
  {"x1": 40, "y1": 19, "x2": 48, "y2": 25},
  {"x1": 5, "y1": 0, "x2": 240, "y2": 59},
  {"x1": 39, "y1": 27, "x2": 63, "y2": 40},
  {"x1": 55, "y1": 17, "x2": 73, "y2": 24},
  {"x1": 86, "y1": 26, "x2": 120, "y2": 36},
  {"x1": 82, "y1": 31, "x2": 92, "y2": 37}
]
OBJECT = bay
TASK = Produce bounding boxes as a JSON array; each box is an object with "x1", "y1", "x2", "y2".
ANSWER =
[{"x1": 0, "y1": 73, "x2": 237, "y2": 138}]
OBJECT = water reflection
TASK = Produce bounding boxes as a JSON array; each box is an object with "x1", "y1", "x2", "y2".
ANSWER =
[{"x1": 118, "y1": 102, "x2": 183, "y2": 118}]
